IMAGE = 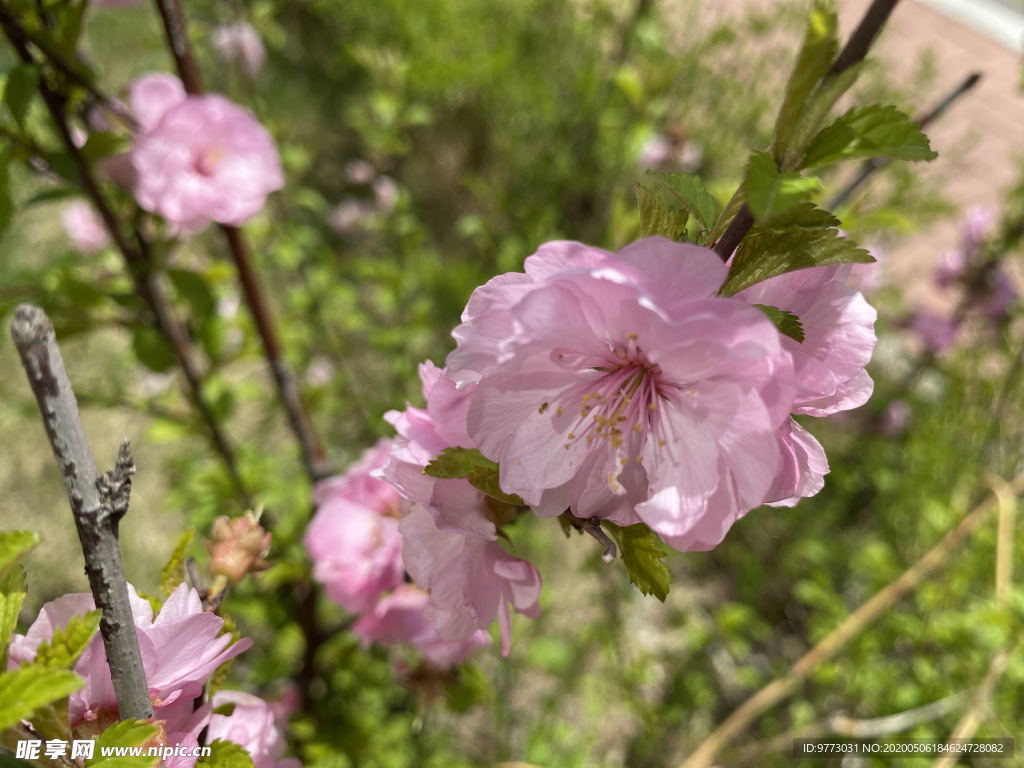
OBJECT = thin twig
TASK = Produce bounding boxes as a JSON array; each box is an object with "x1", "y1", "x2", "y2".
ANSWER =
[
  {"x1": 828, "y1": 72, "x2": 981, "y2": 209},
  {"x1": 677, "y1": 470, "x2": 1024, "y2": 768},
  {"x1": 10, "y1": 304, "x2": 153, "y2": 721},
  {"x1": 150, "y1": 0, "x2": 331, "y2": 482},
  {"x1": 571, "y1": 516, "x2": 618, "y2": 564},
  {"x1": 712, "y1": 0, "x2": 902, "y2": 261},
  {"x1": 0, "y1": 14, "x2": 253, "y2": 508},
  {"x1": 720, "y1": 692, "x2": 968, "y2": 766},
  {"x1": 0, "y1": 7, "x2": 137, "y2": 131}
]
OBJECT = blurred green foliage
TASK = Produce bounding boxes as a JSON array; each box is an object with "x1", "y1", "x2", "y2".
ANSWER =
[{"x1": 1, "y1": 0, "x2": 1021, "y2": 766}]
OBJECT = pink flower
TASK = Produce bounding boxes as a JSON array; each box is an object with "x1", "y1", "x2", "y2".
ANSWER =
[
  {"x1": 373, "y1": 175, "x2": 399, "y2": 213},
  {"x1": 127, "y1": 75, "x2": 283, "y2": 233},
  {"x1": 305, "y1": 442, "x2": 404, "y2": 613},
  {"x1": 445, "y1": 238, "x2": 796, "y2": 551},
  {"x1": 763, "y1": 419, "x2": 828, "y2": 507},
  {"x1": 9, "y1": 584, "x2": 251, "y2": 730},
  {"x1": 639, "y1": 135, "x2": 671, "y2": 168},
  {"x1": 738, "y1": 265, "x2": 877, "y2": 418},
  {"x1": 960, "y1": 205, "x2": 994, "y2": 257},
  {"x1": 882, "y1": 400, "x2": 911, "y2": 436},
  {"x1": 344, "y1": 160, "x2": 376, "y2": 184},
  {"x1": 400, "y1": 503, "x2": 541, "y2": 656},
  {"x1": 207, "y1": 691, "x2": 299, "y2": 768},
  {"x1": 353, "y1": 585, "x2": 489, "y2": 668},
  {"x1": 211, "y1": 22, "x2": 267, "y2": 79},
  {"x1": 328, "y1": 199, "x2": 372, "y2": 234},
  {"x1": 61, "y1": 201, "x2": 109, "y2": 253},
  {"x1": 908, "y1": 308, "x2": 959, "y2": 354}
]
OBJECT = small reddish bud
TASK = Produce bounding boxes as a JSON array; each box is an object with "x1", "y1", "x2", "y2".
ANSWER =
[{"x1": 207, "y1": 511, "x2": 272, "y2": 585}]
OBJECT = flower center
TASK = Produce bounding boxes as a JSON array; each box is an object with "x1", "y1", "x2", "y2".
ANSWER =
[{"x1": 546, "y1": 333, "x2": 667, "y2": 463}]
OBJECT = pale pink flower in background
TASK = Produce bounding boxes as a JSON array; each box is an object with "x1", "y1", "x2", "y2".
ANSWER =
[
  {"x1": 306, "y1": 442, "x2": 404, "y2": 613},
  {"x1": 373, "y1": 175, "x2": 399, "y2": 213},
  {"x1": 9, "y1": 584, "x2": 251, "y2": 730},
  {"x1": 446, "y1": 238, "x2": 796, "y2": 551},
  {"x1": 908, "y1": 308, "x2": 959, "y2": 354},
  {"x1": 960, "y1": 205, "x2": 994, "y2": 257},
  {"x1": 61, "y1": 201, "x2": 109, "y2": 253},
  {"x1": 353, "y1": 585, "x2": 490, "y2": 668},
  {"x1": 305, "y1": 356, "x2": 335, "y2": 386},
  {"x1": 344, "y1": 160, "x2": 376, "y2": 184},
  {"x1": 400, "y1": 503, "x2": 541, "y2": 655},
  {"x1": 638, "y1": 135, "x2": 671, "y2": 168},
  {"x1": 129, "y1": 79, "x2": 283, "y2": 233},
  {"x1": 212, "y1": 22, "x2": 266, "y2": 78},
  {"x1": 328, "y1": 199, "x2": 373, "y2": 234},
  {"x1": 207, "y1": 691, "x2": 299, "y2": 768},
  {"x1": 934, "y1": 249, "x2": 967, "y2": 289},
  {"x1": 882, "y1": 400, "x2": 911, "y2": 436}
]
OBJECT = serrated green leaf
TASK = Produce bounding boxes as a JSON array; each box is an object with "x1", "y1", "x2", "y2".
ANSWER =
[
  {"x1": 196, "y1": 739, "x2": 255, "y2": 768},
  {"x1": 719, "y1": 206, "x2": 873, "y2": 296},
  {"x1": 86, "y1": 719, "x2": 162, "y2": 768},
  {"x1": 744, "y1": 151, "x2": 822, "y2": 223},
  {"x1": 34, "y1": 610, "x2": 100, "y2": 669},
  {"x1": 0, "y1": 565, "x2": 27, "y2": 669},
  {"x1": 81, "y1": 132, "x2": 128, "y2": 164},
  {"x1": 3, "y1": 64, "x2": 39, "y2": 129},
  {"x1": 610, "y1": 524, "x2": 670, "y2": 601},
  {"x1": 0, "y1": 665, "x2": 84, "y2": 731},
  {"x1": 211, "y1": 702, "x2": 236, "y2": 717},
  {"x1": 0, "y1": 530, "x2": 41, "y2": 574},
  {"x1": 771, "y1": 0, "x2": 838, "y2": 161},
  {"x1": 160, "y1": 527, "x2": 195, "y2": 598},
  {"x1": 801, "y1": 104, "x2": 938, "y2": 168},
  {"x1": 643, "y1": 170, "x2": 720, "y2": 234},
  {"x1": 758, "y1": 201, "x2": 839, "y2": 230},
  {"x1": 635, "y1": 180, "x2": 688, "y2": 240},
  {"x1": 753, "y1": 304, "x2": 805, "y2": 343},
  {"x1": 424, "y1": 447, "x2": 525, "y2": 505}
]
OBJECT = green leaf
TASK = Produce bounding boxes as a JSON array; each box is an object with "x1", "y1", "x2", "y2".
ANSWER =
[
  {"x1": 0, "y1": 155, "x2": 14, "y2": 239},
  {"x1": 0, "y1": 565, "x2": 27, "y2": 670},
  {"x1": 759, "y1": 201, "x2": 840, "y2": 230},
  {"x1": 642, "y1": 170, "x2": 720, "y2": 235},
  {"x1": 635, "y1": 179, "x2": 688, "y2": 240},
  {"x1": 744, "y1": 151, "x2": 822, "y2": 223},
  {"x1": 87, "y1": 718, "x2": 162, "y2": 768},
  {"x1": 424, "y1": 447, "x2": 525, "y2": 506},
  {"x1": 196, "y1": 739, "x2": 255, "y2": 768},
  {"x1": 801, "y1": 104, "x2": 938, "y2": 168},
  {"x1": 0, "y1": 665, "x2": 84, "y2": 731},
  {"x1": 771, "y1": 0, "x2": 839, "y2": 161},
  {"x1": 34, "y1": 610, "x2": 101, "y2": 669},
  {"x1": 0, "y1": 530, "x2": 41, "y2": 574},
  {"x1": 3, "y1": 63, "x2": 39, "y2": 129},
  {"x1": 753, "y1": 304, "x2": 805, "y2": 342},
  {"x1": 58, "y1": 0, "x2": 90, "y2": 55},
  {"x1": 160, "y1": 527, "x2": 195, "y2": 598},
  {"x1": 610, "y1": 524, "x2": 670, "y2": 601},
  {"x1": 167, "y1": 269, "x2": 216, "y2": 321},
  {"x1": 81, "y1": 132, "x2": 129, "y2": 164},
  {"x1": 132, "y1": 325, "x2": 176, "y2": 373},
  {"x1": 22, "y1": 186, "x2": 80, "y2": 207},
  {"x1": 719, "y1": 205, "x2": 873, "y2": 296}
]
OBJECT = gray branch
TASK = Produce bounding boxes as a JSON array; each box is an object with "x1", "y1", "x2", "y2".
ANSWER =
[{"x1": 10, "y1": 304, "x2": 153, "y2": 721}]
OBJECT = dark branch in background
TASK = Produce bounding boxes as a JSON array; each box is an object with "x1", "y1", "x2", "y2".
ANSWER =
[
  {"x1": 10, "y1": 305, "x2": 153, "y2": 722},
  {"x1": 712, "y1": 0, "x2": 902, "y2": 261},
  {"x1": 828, "y1": 71, "x2": 981, "y2": 209},
  {"x1": 0, "y1": 8, "x2": 137, "y2": 131},
  {"x1": 0, "y1": 15, "x2": 253, "y2": 508},
  {"x1": 151, "y1": 0, "x2": 331, "y2": 482}
]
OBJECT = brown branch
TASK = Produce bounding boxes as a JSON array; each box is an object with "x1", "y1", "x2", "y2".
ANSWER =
[
  {"x1": 150, "y1": 0, "x2": 330, "y2": 482},
  {"x1": 677, "y1": 470, "x2": 1024, "y2": 768},
  {"x1": 0, "y1": 14, "x2": 253, "y2": 508},
  {"x1": 712, "y1": 0, "x2": 903, "y2": 261},
  {"x1": 10, "y1": 304, "x2": 153, "y2": 721}
]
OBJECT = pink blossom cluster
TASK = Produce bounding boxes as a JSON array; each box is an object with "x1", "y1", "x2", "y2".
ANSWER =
[
  {"x1": 328, "y1": 160, "x2": 400, "y2": 235},
  {"x1": 425, "y1": 236, "x2": 877, "y2": 550},
  {"x1": 909, "y1": 206, "x2": 1013, "y2": 355},
  {"x1": 105, "y1": 73, "x2": 282, "y2": 234},
  {"x1": 305, "y1": 438, "x2": 515, "y2": 665},
  {"x1": 7, "y1": 584, "x2": 293, "y2": 768}
]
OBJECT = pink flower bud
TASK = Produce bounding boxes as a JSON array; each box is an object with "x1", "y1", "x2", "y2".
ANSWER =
[{"x1": 207, "y1": 511, "x2": 272, "y2": 585}]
